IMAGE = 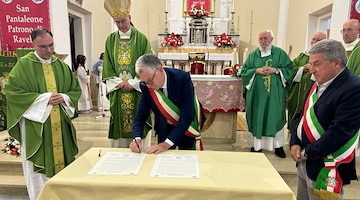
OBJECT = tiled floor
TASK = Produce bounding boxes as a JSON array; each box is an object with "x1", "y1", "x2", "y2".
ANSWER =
[{"x1": 1, "y1": 110, "x2": 359, "y2": 200}]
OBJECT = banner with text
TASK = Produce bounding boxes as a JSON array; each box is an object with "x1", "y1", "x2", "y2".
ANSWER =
[
  {"x1": 350, "y1": 0, "x2": 360, "y2": 21},
  {"x1": 0, "y1": 0, "x2": 51, "y2": 51}
]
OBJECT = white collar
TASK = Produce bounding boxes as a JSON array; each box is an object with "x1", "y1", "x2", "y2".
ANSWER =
[
  {"x1": 317, "y1": 68, "x2": 345, "y2": 98},
  {"x1": 343, "y1": 39, "x2": 359, "y2": 51},
  {"x1": 161, "y1": 69, "x2": 167, "y2": 90},
  {"x1": 34, "y1": 51, "x2": 51, "y2": 63},
  {"x1": 118, "y1": 29, "x2": 131, "y2": 39}
]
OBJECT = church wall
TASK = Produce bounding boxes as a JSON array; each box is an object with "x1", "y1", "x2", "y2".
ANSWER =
[
  {"x1": 81, "y1": 1, "x2": 113, "y2": 67},
  {"x1": 49, "y1": 0, "x2": 72, "y2": 66},
  {"x1": 130, "y1": 0, "x2": 167, "y2": 55},
  {"x1": 286, "y1": 0, "x2": 334, "y2": 60},
  {"x1": 234, "y1": 0, "x2": 281, "y2": 64}
]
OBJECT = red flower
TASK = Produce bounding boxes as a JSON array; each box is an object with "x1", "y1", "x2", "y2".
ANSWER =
[
  {"x1": 11, "y1": 148, "x2": 18, "y2": 154},
  {"x1": 214, "y1": 33, "x2": 237, "y2": 48},
  {"x1": 161, "y1": 32, "x2": 184, "y2": 48}
]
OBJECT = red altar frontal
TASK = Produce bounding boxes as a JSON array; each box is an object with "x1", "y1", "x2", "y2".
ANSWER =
[{"x1": 191, "y1": 75, "x2": 244, "y2": 140}]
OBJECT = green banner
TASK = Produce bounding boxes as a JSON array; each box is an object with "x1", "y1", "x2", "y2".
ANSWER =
[{"x1": 0, "y1": 55, "x2": 17, "y2": 131}]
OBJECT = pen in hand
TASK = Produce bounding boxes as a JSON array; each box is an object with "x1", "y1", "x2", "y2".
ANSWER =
[{"x1": 134, "y1": 139, "x2": 141, "y2": 153}]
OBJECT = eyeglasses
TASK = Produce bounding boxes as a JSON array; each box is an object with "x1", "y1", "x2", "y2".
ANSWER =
[
  {"x1": 37, "y1": 43, "x2": 55, "y2": 50},
  {"x1": 340, "y1": 28, "x2": 357, "y2": 33},
  {"x1": 140, "y1": 68, "x2": 158, "y2": 86}
]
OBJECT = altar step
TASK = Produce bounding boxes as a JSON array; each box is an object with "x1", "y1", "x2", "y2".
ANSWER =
[
  {"x1": 0, "y1": 159, "x2": 28, "y2": 198},
  {"x1": 0, "y1": 130, "x2": 28, "y2": 199}
]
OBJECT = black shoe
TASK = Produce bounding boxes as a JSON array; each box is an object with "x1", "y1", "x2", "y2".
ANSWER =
[
  {"x1": 275, "y1": 147, "x2": 286, "y2": 158},
  {"x1": 250, "y1": 147, "x2": 262, "y2": 152}
]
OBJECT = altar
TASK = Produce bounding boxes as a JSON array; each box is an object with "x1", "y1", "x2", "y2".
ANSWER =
[
  {"x1": 158, "y1": 0, "x2": 240, "y2": 75},
  {"x1": 191, "y1": 75, "x2": 244, "y2": 140}
]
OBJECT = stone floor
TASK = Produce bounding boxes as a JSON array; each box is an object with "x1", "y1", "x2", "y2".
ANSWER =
[{"x1": 0, "y1": 111, "x2": 359, "y2": 200}]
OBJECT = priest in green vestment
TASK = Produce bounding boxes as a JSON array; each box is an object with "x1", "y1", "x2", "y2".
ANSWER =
[
  {"x1": 240, "y1": 30, "x2": 293, "y2": 158},
  {"x1": 287, "y1": 32, "x2": 326, "y2": 131},
  {"x1": 342, "y1": 19, "x2": 360, "y2": 77},
  {"x1": 103, "y1": 0, "x2": 152, "y2": 148},
  {"x1": 6, "y1": 27, "x2": 81, "y2": 200}
]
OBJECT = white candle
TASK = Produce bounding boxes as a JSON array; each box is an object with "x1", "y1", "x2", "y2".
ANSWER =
[
  {"x1": 243, "y1": 48, "x2": 248, "y2": 63},
  {"x1": 165, "y1": 0, "x2": 168, "y2": 12},
  {"x1": 232, "y1": 0, "x2": 235, "y2": 12}
]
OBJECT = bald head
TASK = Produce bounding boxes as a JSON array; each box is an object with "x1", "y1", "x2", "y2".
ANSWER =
[
  {"x1": 310, "y1": 32, "x2": 326, "y2": 45},
  {"x1": 342, "y1": 19, "x2": 360, "y2": 44}
]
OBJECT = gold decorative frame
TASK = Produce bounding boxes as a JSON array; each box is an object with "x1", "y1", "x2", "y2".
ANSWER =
[{"x1": 183, "y1": 0, "x2": 215, "y2": 17}]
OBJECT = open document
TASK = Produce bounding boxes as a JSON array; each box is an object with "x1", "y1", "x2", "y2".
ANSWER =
[
  {"x1": 150, "y1": 154, "x2": 200, "y2": 178},
  {"x1": 88, "y1": 152, "x2": 146, "y2": 175}
]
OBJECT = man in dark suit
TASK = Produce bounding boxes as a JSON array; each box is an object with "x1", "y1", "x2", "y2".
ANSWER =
[
  {"x1": 290, "y1": 39, "x2": 360, "y2": 200},
  {"x1": 130, "y1": 54, "x2": 205, "y2": 154}
]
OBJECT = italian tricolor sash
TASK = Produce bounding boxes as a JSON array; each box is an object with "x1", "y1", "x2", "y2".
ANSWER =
[
  {"x1": 148, "y1": 88, "x2": 203, "y2": 150},
  {"x1": 302, "y1": 83, "x2": 360, "y2": 200}
]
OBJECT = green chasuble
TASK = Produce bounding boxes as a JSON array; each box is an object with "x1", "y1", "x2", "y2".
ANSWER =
[
  {"x1": 287, "y1": 53, "x2": 314, "y2": 131},
  {"x1": 240, "y1": 46, "x2": 293, "y2": 139},
  {"x1": 6, "y1": 52, "x2": 81, "y2": 177},
  {"x1": 103, "y1": 26, "x2": 152, "y2": 139},
  {"x1": 347, "y1": 41, "x2": 360, "y2": 77}
]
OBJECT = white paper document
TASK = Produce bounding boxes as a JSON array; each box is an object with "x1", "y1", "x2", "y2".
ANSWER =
[
  {"x1": 87, "y1": 152, "x2": 146, "y2": 175},
  {"x1": 150, "y1": 154, "x2": 200, "y2": 178}
]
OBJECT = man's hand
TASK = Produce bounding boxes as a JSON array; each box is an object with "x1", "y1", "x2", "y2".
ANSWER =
[
  {"x1": 255, "y1": 67, "x2": 267, "y2": 75},
  {"x1": 129, "y1": 139, "x2": 142, "y2": 153},
  {"x1": 303, "y1": 63, "x2": 311, "y2": 72},
  {"x1": 145, "y1": 142, "x2": 171, "y2": 154},
  {"x1": 290, "y1": 144, "x2": 307, "y2": 162},
  {"x1": 117, "y1": 81, "x2": 133, "y2": 91},
  {"x1": 48, "y1": 93, "x2": 64, "y2": 105}
]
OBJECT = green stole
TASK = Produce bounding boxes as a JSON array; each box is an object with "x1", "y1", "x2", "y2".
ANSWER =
[
  {"x1": 148, "y1": 88, "x2": 203, "y2": 150},
  {"x1": 302, "y1": 83, "x2": 359, "y2": 200}
]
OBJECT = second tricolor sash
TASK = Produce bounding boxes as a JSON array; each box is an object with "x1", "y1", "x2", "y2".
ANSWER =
[
  {"x1": 148, "y1": 88, "x2": 203, "y2": 150},
  {"x1": 302, "y1": 83, "x2": 359, "y2": 200}
]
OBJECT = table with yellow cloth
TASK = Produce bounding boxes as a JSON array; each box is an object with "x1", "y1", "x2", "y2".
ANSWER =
[{"x1": 37, "y1": 148, "x2": 295, "y2": 200}]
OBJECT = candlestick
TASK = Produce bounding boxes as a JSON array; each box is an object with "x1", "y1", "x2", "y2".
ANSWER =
[
  {"x1": 183, "y1": 12, "x2": 188, "y2": 34},
  {"x1": 209, "y1": 12, "x2": 214, "y2": 34},
  {"x1": 164, "y1": 11, "x2": 169, "y2": 34},
  {"x1": 230, "y1": 11, "x2": 235, "y2": 34}
]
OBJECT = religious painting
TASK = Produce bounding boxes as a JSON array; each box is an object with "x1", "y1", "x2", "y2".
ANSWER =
[
  {"x1": 183, "y1": 0, "x2": 215, "y2": 17},
  {"x1": 350, "y1": 0, "x2": 360, "y2": 21}
]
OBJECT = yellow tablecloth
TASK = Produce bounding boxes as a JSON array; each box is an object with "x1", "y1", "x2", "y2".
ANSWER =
[{"x1": 38, "y1": 148, "x2": 295, "y2": 200}]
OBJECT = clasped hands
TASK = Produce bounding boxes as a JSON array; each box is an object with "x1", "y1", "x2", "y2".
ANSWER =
[
  {"x1": 255, "y1": 66, "x2": 278, "y2": 75},
  {"x1": 129, "y1": 139, "x2": 171, "y2": 154},
  {"x1": 117, "y1": 80, "x2": 133, "y2": 91},
  {"x1": 48, "y1": 93, "x2": 64, "y2": 105}
]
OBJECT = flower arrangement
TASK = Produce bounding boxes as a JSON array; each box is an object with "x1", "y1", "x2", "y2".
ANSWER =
[
  {"x1": 161, "y1": 33, "x2": 184, "y2": 48},
  {"x1": 2, "y1": 137, "x2": 21, "y2": 156},
  {"x1": 188, "y1": 2, "x2": 209, "y2": 18},
  {"x1": 228, "y1": 64, "x2": 241, "y2": 77},
  {"x1": 214, "y1": 33, "x2": 237, "y2": 48}
]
